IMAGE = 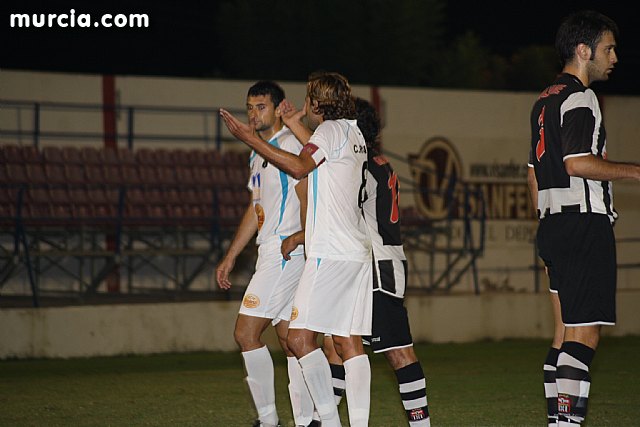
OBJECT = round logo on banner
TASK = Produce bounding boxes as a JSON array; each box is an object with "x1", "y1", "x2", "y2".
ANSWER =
[{"x1": 409, "y1": 137, "x2": 462, "y2": 220}]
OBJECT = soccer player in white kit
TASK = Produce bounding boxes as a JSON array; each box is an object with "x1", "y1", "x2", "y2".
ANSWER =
[
  {"x1": 215, "y1": 81, "x2": 316, "y2": 427},
  {"x1": 221, "y1": 72, "x2": 373, "y2": 427}
]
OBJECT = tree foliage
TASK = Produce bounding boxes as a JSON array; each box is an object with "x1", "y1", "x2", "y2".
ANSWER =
[{"x1": 214, "y1": 0, "x2": 559, "y2": 91}]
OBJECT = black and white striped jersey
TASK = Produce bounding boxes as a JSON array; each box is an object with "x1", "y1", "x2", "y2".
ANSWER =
[
  {"x1": 363, "y1": 149, "x2": 407, "y2": 298},
  {"x1": 528, "y1": 73, "x2": 617, "y2": 223}
]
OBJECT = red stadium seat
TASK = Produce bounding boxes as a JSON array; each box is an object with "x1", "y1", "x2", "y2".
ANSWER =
[
  {"x1": 154, "y1": 148, "x2": 174, "y2": 167},
  {"x1": 121, "y1": 165, "x2": 142, "y2": 186},
  {"x1": 44, "y1": 164, "x2": 67, "y2": 185},
  {"x1": 42, "y1": 146, "x2": 65, "y2": 163},
  {"x1": 5, "y1": 164, "x2": 28, "y2": 184},
  {"x1": 135, "y1": 148, "x2": 157, "y2": 165},
  {"x1": 64, "y1": 164, "x2": 86, "y2": 185},
  {"x1": 62, "y1": 146, "x2": 83, "y2": 164},
  {"x1": 169, "y1": 148, "x2": 191, "y2": 166},
  {"x1": 80, "y1": 146, "x2": 101, "y2": 164},
  {"x1": 25, "y1": 163, "x2": 48, "y2": 185}
]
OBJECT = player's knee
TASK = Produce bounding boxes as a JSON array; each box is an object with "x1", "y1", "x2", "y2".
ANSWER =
[
  {"x1": 286, "y1": 333, "x2": 304, "y2": 357},
  {"x1": 278, "y1": 336, "x2": 293, "y2": 356},
  {"x1": 385, "y1": 347, "x2": 418, "y2": 370},
  {"x1": 234, "y1": 326, "x2": 259, "y2": 351}
]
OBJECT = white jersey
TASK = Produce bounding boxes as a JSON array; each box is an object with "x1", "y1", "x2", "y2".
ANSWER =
[
  {"x1": 305, "y1": 119, "x2": 371, "y2": 262},
  {"x1": 249, "y1": 126, "x2": 304, "y2": 246}
]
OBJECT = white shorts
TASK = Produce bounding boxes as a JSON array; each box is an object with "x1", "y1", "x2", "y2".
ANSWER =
[
  {"x1": 239, "y1": 237, "x2": 305, "y2": 323},
  {"x1": 290, "y1": 257, "x2": 372, "y2": 337}
]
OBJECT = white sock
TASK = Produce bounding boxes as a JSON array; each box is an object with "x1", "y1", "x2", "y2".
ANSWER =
[
  {"x1": 242, "y1": 346, "x2": 278, "y2": 426},
  {"x1": 287, "y1": 356, "x2": 314, "y2": 426},
  {"x1": 298, "y1": 349, "x2": 341, "y2": 427},
  {"x1": 344, "y1": 354, "x2": 371, "y2": 427}
]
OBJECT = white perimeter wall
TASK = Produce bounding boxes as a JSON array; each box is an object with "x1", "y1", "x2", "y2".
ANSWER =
[{"x1": 1, "y1": 291, "x2": 639, "y2": 359}]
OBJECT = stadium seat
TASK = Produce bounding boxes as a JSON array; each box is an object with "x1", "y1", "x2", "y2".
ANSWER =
[
  {"x1": 0, "y1": 144, "x2": 24, "y2": 163},
  {"x1": 137, "y1": 165, "x2": 158, "y2": 184},
  {"x1": 175, "y1": 165, "x2": 197, "y2": 186},
  {"x1": 121, "y1": 165, "x2": 142, "y2": 186},
  {"x1": 125, "y1": 188, "x2": 145, "y2": 205},
  {"x1": 26, "y1": 187, "x2": 50, "y2": 204},
  {"x1": 210, "y1": 168, "x2": 226, "y2": 186},
  {"x1": 187, "y1": 148, "x2": 210, "y2": 167},
  {"x1": 100, "y1": 147, "x2": 119, "y2": 165},
  {"x1": 44, "y1": 164, "x2": 67, "y2": 185},
  {"x1": 117, "y1": 148, "x2": 136, "y2": 166},
  {"x1": 42, "y1": 145, "x2": 65, "y2": 163},
  {"x1": 102, "y1": 165, "x2": 122, "y2": 186},
  {"x1": 153, "y1": 148, "x2": 174, "y2": 167},
  {"x1": 203, "y1": 149, "x2": 223, "y2": 167},
  {"x1": 169, "y1": 148, "x2": 191, "y2": 166},
  {"x1": 156, "y1": 166, "x2": 177, "y2": 186},
  {"x1": 22, "y1": 145, "x2": 42, "y2": 163},
  {"x1": 80, "y1": 146, "x2": 101, "y2": 164},
  {"x1": 222, "y1": 150, "x2": 248, "y2": 167},
  {"x1": 135, "y1": 148, "x2": 157, "y2": 165},
  {"x1": 67, "y1": 186, "x2": 89, "y2": 205},
  {"x1": 56, "y1": 189, "x2": 75, "y2": 208},
  {"x1": 85, "y1": 164, "x2": 105, "y2": 184},
  {"x1": 226, "y1": 167, "x2": 247, "y2": 186},
  {"x1": 64, "y1": 164, "x2": 86, "y2": 185},
  {"x1": 62, "y1": 146, "x2": 83, "y2": 164},
  {"x1": 5, "y1": 164, "x2": 28, "y2": 184},
  {"x1": 25, "y1": 163, "x2": 49, "y2": 185},
  {"x1": 101, "y1": 147, "x2": 135, "y2": 166}
]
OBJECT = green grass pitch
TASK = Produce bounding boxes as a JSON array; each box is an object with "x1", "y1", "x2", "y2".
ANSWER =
[{"x1": 1, "y1": 337, "x2": 639, "y2": 426}]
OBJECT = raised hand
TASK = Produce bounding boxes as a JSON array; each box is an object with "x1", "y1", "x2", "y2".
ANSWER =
[
  {"x1": 220, "y1": 108, "x2": 255, "y2": 144},
  {"x1": 278, "y1": 99, "x2": 306, "y2": 127}
]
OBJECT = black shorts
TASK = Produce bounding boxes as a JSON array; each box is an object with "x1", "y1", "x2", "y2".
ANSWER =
[
  {"x1": 363, "y1": 290, "x2": 413, "y2": 353},
  {"x1": 536, "y1": 213, "x2": 616, "y2": 326}
]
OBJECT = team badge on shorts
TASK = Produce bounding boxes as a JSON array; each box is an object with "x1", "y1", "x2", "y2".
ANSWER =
[
  {"x1": 290, "y1": 306, "x2": 298, "y2": 321},
  {"x1": 242, "y1": 294, "x2": 260, "y2": 309},
  {"x1": 558, "y1": 393, "x2": 571, "y2": 414}
]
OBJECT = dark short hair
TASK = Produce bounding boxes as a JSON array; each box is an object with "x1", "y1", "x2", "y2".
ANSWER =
[
  {"x1": 555, "y1": 10, "x2": 619, "y2": 66},
  {"x1": 306, "y1": 71, "x2": 356, "y2": 121},
  {"x1": 354, "y1": 97, "x2": 380, "y2": 151},
  {"x1": 247, "y1": 81, "x2": 285, "y2": 108}
]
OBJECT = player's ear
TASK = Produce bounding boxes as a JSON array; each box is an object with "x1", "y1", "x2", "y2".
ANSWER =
[{"x1": 576, "y1": 43, "x2": 592, "y2": 61}]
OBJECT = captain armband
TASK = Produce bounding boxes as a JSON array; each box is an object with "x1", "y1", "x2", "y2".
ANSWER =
[{"x1": 301, "y1": 143, "x2": 325, "y2": 166}]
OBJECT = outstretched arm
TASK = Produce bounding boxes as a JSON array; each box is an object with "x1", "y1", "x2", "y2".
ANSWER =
[
  {"x1": 565, "y1": 155, "x2": 640, "y2": 181},
  {"x1": 279, "y1": 99, "x2": 313, "y2": 145},
  {"x1": 215, "y1": 201, "x2": 258, "y2": 290},
  {"x1": 220, "y1": 108, "x2": 316, "y2": 179}
]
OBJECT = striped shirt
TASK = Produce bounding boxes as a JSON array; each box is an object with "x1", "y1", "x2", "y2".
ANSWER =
[{"x1": 528, "y1": 73, "x2": 616, "y2": 223}]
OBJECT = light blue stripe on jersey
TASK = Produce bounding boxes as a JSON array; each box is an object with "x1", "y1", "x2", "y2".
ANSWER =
[
  {"x1": 267, "y1": 136, "x2": 288, "y2": 229},
  {"x1": 312, "y1": 168, "x2": 318, "y2": 228},
  {"x1": 334, "y1": 121, "x2": 350, "y2": 154},
  {"x1": 279, "y1": 235, "x2": 287, "y2": 270}
]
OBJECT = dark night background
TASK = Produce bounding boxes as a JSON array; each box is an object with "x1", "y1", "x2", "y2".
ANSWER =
[{"x1": 2, "y1": 0, "x2": 638, "y2": 95}]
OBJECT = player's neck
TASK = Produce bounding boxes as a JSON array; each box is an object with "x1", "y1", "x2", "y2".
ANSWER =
[
  {"x1": 563, "y1": 63, "x2": 590, "y2": 88},
  {"x1": 259, "y1": 122, "x2": 284, "y2": 143}
]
